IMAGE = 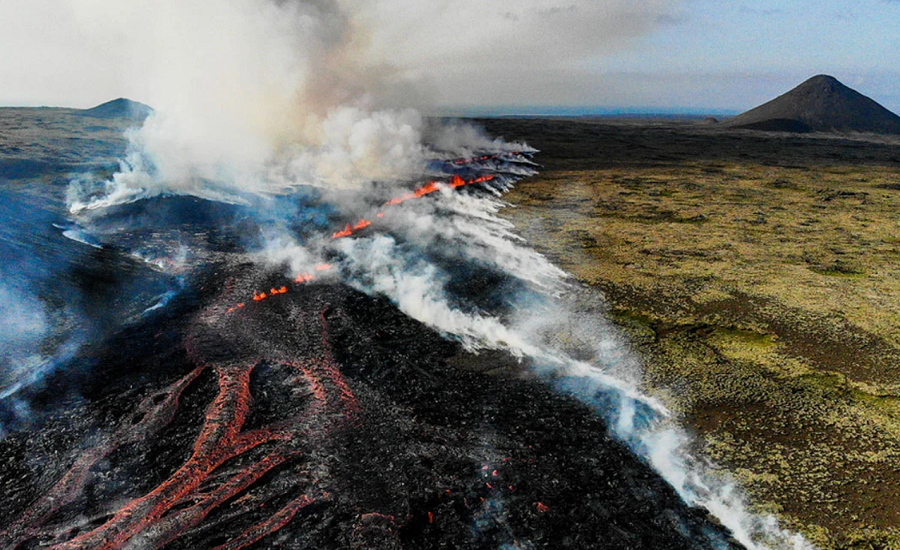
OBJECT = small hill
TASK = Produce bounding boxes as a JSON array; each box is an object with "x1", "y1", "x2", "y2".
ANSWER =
[
  {"x1": 80, "y1": 98, "x2": 153, "y2": 120},
  {"x1": 725, "y1": 75, "x2": 900, "y2": 134}
]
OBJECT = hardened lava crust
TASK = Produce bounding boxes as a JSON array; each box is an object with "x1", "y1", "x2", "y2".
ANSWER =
[{"x1": 0, "y1": 262, "x2": 741, "y2": 550}]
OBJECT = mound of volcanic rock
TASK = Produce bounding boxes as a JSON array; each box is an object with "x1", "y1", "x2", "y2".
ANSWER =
[
  {"x1": 725, "y1": 74, "x2": 900, "y2": 134},
  {"x1": 80, "y1": 98, "x2": 154, "y2": 120},
  {"x1": 0, "y1": 263, "x2": 743, "y2": 550}
]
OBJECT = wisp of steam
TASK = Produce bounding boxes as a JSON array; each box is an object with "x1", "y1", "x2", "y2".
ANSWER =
[{"x1": 57, "y1": 1, "x2": 813, "y2": 549}]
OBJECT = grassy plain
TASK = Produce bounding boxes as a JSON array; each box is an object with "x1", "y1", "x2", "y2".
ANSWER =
[{"x1": 482, "y1": 117, "x2": 900, "y2": 549}]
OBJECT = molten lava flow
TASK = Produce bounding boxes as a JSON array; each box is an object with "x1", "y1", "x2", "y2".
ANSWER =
[
  {"x1": 9, "y1": 297, "x2": 361, "y2": 550},
  {"x1": 47, "y1": 363, "x2": 288, "y2": 550},
  {"x1": 233, "y1": 166, "x2": 505, "y2": 314},
  {"x1": 208, "y1": 493, "x2": 318, "y2": 550},
  {"x1": 0, "y1": 368, "x2": 203, "y2": 550},
  {"x1": 331, "y1": 218, "x2": 372, "y2": 239},
  {"x1": 329, "y1": 173, "x2": 499, "y2": 241},
  {"x1": 332, "y1": 224, "x2": 353, "y2": 239},
  {"x1": 382, "y1": 174, "x2": 496, "y2": 208}
]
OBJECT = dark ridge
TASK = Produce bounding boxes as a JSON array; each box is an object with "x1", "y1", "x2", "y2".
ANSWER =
[
  {"x1": 725, "y1": 75, "x2": 900, "y2": 134},
  {"x1": 733, "y1": 118, "x2": 813, "y2": 133},
  {"x1": 80, "y1": 98, "x2": 154, "y2": 120}
]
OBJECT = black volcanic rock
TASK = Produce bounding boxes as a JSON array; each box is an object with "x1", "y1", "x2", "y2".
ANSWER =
[
  {"x1": 0, "y1": 266, "x2": 744, "y2": 550},
  {"x1": 726, "y1": 75, "x2": 900, "y2": 134},
  {"x1": 81, "y1": 97, "x2": 153, "y2": 120}
]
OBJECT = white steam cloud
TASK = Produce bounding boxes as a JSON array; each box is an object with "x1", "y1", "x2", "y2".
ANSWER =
[
  {"x1": 0, "y1": 0, "x2": 681, "y2": 108},
  {"x1": 1, "y1": 0, "x2": 681, "y2": 210},
  {"x1": 64, "y1": 0, "x2": 437, "y2": 211},
  {"x1": 324, "y1": 180, "x2": 812, "y2": 550}
]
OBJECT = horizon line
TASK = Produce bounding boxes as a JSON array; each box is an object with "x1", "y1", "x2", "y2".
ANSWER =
[{"x1": 0, "y1": 101, "x2": 741, "y2": 119}]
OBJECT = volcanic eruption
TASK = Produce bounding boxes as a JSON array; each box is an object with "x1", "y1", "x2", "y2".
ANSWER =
[
  {"x1": 0, "y1": 1, "x2": 815, "y2": 549},
  {"x1": 0, "y1": 125, "x2": 814, "y2": 548}
]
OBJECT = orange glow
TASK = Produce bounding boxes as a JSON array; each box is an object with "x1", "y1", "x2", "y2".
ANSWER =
[
  {"x1": 226, "y1": 165, "x2": 506, "y2": 315},
  {"x1": 536, "y1": 502, "x2": 550, "y2": 513},
  {"x1": 332, "y1": 224, "x2": 353, "y2": 239},
  {"x1": 331, "y1": 219, "x2": 372, "y2": 240},
  {"x1": 329, "y1": 172, "x2": 499, "y2": 241},
  {"x1": 383, "y1": 174, "x2": 495, "y2": 208}
]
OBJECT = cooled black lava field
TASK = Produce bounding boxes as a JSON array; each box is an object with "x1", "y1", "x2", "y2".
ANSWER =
[
  {"x1": 0, "y1": 261, "x2": 742, "y2": 549},
  {"x1": 0, "y1": 107, "x2": 751, "y2": 550}
]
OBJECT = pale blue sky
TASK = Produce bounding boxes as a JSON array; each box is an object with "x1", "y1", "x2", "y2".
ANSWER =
[
  {"x1": 576, "y1": 0, "x2": 900, "y2": 112},
  {"x1": 0, "y1": 0, "x2": 897, "y2": 113}
]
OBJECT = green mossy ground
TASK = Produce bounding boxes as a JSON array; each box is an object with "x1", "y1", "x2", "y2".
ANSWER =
[{"x1": 492, "y1": 120, "x2": 900, "y2": 549}]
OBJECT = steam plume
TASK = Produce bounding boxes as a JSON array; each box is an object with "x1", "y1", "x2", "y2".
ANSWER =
[{"x1": 328, "y1": 181, "x2": 812, "y2": 550}]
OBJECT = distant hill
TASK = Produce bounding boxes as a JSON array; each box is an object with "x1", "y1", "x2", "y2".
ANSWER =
[
  {"x1": 725, "y1": 75, "x2": 900, "y2": 134},
  {"x1": 80, "y1": 98, "x2": 153, "y2": 120}
]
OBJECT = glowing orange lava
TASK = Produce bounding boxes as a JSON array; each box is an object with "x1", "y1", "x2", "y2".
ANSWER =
[{"x1": 7, "y1": 305, "x2": 361, "y2": 550}]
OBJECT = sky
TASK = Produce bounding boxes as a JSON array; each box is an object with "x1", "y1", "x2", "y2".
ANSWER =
[{"x1": 0, "y1": 0, "x2": 898, "y2": 114}]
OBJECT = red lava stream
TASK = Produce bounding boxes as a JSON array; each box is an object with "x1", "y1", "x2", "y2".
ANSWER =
[{"x1": 0, "y1": 303, "x2": 360, "y2": 550}]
